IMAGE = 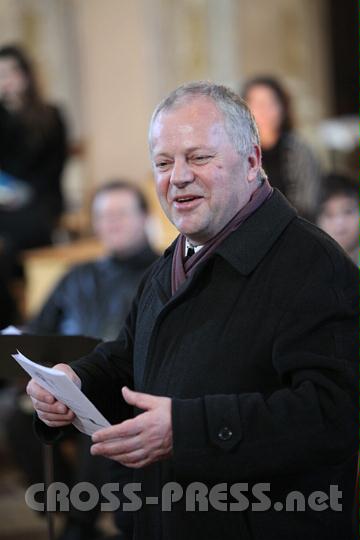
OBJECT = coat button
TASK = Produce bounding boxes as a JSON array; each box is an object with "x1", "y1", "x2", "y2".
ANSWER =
[{"x1": 218, "y1": 426, "x2": 233, "y2": 441}]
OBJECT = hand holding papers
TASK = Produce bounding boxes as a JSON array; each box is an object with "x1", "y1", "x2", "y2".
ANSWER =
[{"x1": 13, "y1": 350, "x2": 110, "y2": 436}]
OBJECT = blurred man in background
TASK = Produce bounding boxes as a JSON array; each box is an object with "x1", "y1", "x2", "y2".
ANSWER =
[{"x1": 28, "y1": 179, "x2": 157, "y2": 340}]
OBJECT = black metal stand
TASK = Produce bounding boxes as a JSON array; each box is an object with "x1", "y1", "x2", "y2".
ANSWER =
[{"x1": 43, "y1": 443, "x2": 55, "y2": 540}]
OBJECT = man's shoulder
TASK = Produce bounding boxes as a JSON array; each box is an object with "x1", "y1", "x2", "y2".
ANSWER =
[
  {"x1": 63, "y1": 250, "x2": 162, "y2": 292},
  {"x1": 56, "y1": 259, "x2": 101, "y2": 288},
  {"x1": 286, "y1": 217, "x2": 345, "y2": 257},
  {"x1": 280, "y1": 216, "x2": 357, "y2": 279}
]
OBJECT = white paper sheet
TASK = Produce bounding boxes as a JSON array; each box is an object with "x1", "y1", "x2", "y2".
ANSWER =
[
  {"x1": 1, "y1": 325, "x2": 22, "y2": 335},
  {"x1": 12, "y1": 350, "x2": 110, "y2": 436}
]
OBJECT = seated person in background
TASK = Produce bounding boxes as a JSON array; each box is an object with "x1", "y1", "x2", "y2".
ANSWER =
[
  {"x1": 0, "y1": 44, "x2": 67, "y2": 279},
  {"x1": 316, "y1": 173, "x2": 358, "y2": 265},
  {"x1": 316, "y1": 173, "x2": 360, "y2": 538},
  {"x1": 242, "y1": 76, "x2": 322, "y2": 220},
  {"x1": 7, "y1": 180, "x2": 158, "y2": 540},
  {"x1": 28, "y1": 179, "x2": 157, "y2": 341}
]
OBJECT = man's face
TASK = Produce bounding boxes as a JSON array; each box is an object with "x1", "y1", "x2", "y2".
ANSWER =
[
  {"x1": 92, "y1": 189, "x2": 147, "y2": 255},
  {"x1": 317, "y1": 195, "x2": 358, "y2": 253},
  {"x1": 150, "y1": 97, "x2": 260, "y2": 244}
]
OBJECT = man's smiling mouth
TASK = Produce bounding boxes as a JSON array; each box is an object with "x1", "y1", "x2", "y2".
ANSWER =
[{"x1": 172, "y1": 195, "x2": 204, "y2": 210}]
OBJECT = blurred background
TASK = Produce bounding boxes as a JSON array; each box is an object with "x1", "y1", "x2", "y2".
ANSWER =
[
  {"x1": 0, "y1": 0, "x2": 357, "y2": 539},
  {"x1": 0, "y1": 0, "x2": 358, "y2": 316}
]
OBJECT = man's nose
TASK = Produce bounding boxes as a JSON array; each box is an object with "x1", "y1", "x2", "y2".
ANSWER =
[{"x1": 170, "y1": 158, "x2": 194, "y2": 187}]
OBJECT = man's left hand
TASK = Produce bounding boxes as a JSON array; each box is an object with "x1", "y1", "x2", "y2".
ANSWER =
[{"x1": 91, "y1": 387, "x2": 173, "y2": 468}]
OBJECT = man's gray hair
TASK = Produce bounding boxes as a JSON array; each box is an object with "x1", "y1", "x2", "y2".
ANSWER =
[{"x1": 149, "y1": 81, "x2": 261, "y2": 156}]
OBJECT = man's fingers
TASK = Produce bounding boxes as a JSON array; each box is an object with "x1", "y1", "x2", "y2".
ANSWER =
[
  {"x1": 113, "y1": 454, "x2": 150, "y2": 469},
  {"x1": 26, "y1": 380, "x2": 55, "y2": 404},
  {"x1": 93, "y1": 444, "x2": 150, "y2": 467},
  {"x1": 91, "y1": 433, "x2": 142, "y2": 456},
  {"x1": 112, "y1": 448, "x2": 148, "y2": 465},
  {"x1": 38, "y1": 410, "x2": 75, "y2": 423},
  {"x1": 92, "y1": 415, "x2": 143, "y2": 443},
  {"x1": 31, "y1": 399, "x2": 68, "y2": 414},
  {"x1": 25, "y1": 372, "x2": 80, "y2": 431},
  {"x1": 39, "y1": 419, "x2": 75, "y2": 428},
  {"x1": 92, "y1": 392, "x2": 172, "y2": 468},
  {"x1": 122, "y1": 386, "x2": 159, "y2": 410},
  {"x1": 53, "y1": 364, "x2": 81, "y2": 389},
  {"x1": 27, "y1": 377, "x2": 74, "y2": 425}
]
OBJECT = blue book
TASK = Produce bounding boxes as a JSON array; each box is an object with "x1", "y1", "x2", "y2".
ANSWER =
[{"x1": 0, "y1": 170, "x2": 33, "y2": 206}]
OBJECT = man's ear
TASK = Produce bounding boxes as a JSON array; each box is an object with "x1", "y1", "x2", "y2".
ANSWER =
[{"x1": 247, "y1": 144, "x2": 262, "y2": 183}]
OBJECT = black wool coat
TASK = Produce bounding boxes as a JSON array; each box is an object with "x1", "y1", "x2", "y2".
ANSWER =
[{"x1": 67, "y1": 190, "x2": 357, "y2": 540}]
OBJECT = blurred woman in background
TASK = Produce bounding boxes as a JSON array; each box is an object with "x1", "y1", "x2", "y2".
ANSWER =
[
  {"x1": 242, "y1": 76, "x2": 321, "y2": 220},
  {"x1": 0, "y1": 44, "x2": 67, "y2": 277}
]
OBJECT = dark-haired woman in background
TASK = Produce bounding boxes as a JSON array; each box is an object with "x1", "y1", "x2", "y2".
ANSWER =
[
  {"x1": 242, "y1": 76, "x2": 321, "y2": 220},
  {"x1": 0, "y1": 44, "x2": 67, "y2": 275}
]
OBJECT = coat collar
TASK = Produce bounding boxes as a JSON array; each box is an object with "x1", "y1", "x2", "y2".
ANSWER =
[
  {"x1": 214, "y1": 189, "x2": 297, "y2": 275},
  {"x1": 163, "y1": 189, "x2": 297, "y2": 276}
]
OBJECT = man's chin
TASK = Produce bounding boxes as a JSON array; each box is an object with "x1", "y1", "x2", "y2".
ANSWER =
[
  {"x1": 175, "y1": 225, "x2": 209, "y2": 245},
  {"x1": 175, "y1": 221, "x2": 201, "y2": 237}
]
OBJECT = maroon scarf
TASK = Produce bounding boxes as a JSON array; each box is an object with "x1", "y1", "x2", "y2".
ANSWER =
[{"x1": 171, "y1": 178, "x2": 273, "y2": 294}]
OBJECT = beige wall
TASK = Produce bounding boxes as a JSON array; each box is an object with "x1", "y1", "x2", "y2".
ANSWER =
[
  {"x1": 70, "y1": 0, "x2": 331, "y2": 188},
  {"x1": 71, "y1": 0, "x2": 156, "y2": 186},
  {"x1": 238, "y1": 0, "x2": 331, "y2": 124},
  {"x1": 0, "y1": 0, "x2": 332, "y2": 202},
  {"x1": 70, "y1": 0, "x2": 242, "y2": 187}
]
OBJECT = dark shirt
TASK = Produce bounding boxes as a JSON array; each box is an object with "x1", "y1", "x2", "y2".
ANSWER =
[{"x1": 28, "y1": 245, "x2": 158, "y2": 341}]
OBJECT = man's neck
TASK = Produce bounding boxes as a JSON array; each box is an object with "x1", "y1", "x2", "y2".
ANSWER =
[{"x1": 185, "y1": 238, "x2": 203, "y2": 252}]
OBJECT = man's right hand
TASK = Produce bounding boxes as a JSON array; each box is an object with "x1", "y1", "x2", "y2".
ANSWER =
[{"x1": 26, "y1": 363, "x2": 81, "y2": 428}]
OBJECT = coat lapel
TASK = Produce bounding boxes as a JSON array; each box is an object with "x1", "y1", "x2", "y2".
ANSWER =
[
  {"x1": 135, "y1": 190, "x2": 297, "y2": 389},
  {"x1": 215, "y1": 189, "x2": 297, "y2": 275}
]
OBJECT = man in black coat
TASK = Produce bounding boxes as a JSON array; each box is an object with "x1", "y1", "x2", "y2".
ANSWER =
[{"x1": 28, "y1": 82, "x2": 357, "y2": 540}]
